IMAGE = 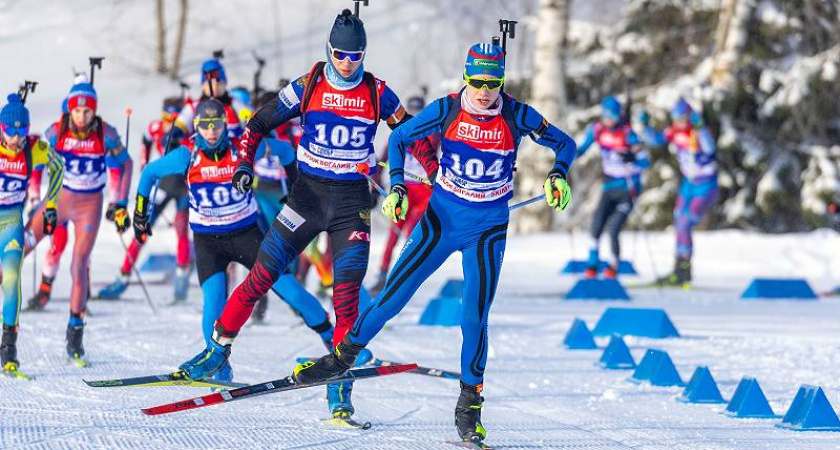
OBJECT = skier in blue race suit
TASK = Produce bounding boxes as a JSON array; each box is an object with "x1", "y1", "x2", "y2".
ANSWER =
[
  {"x1": 641, "y1": 98, "x2": 718, "y2": 286},
  {"x1": 576, "y1": 96, "x2": 649, "y2": 279},
  {"x1": 290, "y1": 42, "x2": 576, "y2": 446}
]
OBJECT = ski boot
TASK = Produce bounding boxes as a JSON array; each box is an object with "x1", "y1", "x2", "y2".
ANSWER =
[
  {"x1": 584, "y1": 248, "x2": 599, "y2": 279},
  {"x1": 603, "y1": 264, "x2": 618, "y2": 279},
  {"x1": 66, "y1": 324, "x2": 89, "y2": 367},
  {"x1": 251, "y1": 295, "x2": 269, "y2": 324},
  {"x1": 293, "y1": 337, "x2": 364, "y2": 384},
  {"x1": 656, "y1": 256, "x2": 691, "y2": 289},
  {"x1": 1, "y1": 325, "x2": 18, "y2": 370},
  {"x1": 179, "y1": 325, "x2": 234, "y2": 380},
  {"x1": 455, "y1": 382, "x2": 487, "y2": 446},
  {"x1": 25, "y1": 275, "x2": 54, "y2": 311},
  {"x1": 97, "y1": 273, "x2": 129, "y2": 300},
  {"x1": 172, "y1": 264, "x2": 192, "y2": 303}
]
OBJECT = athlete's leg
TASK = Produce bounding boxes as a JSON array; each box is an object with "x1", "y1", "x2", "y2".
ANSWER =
[
  {"x1": 67, "y1": 192, "x2": 103, "y2": 315},
  {"x1": 606, "y1": 191, "x2": 634, "y2": 266},
  {"x1": 0, "y1": 216, "x2": 24, "y2": 328}
]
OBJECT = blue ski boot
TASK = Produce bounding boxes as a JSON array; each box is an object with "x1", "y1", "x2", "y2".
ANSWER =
[
  {"x1": 328, "y1": 382, "x2": 355, "y2": 417},
  {"x1": 98, "y1": 273, "x2": 129, "y2": 300},
  {"x1": 179, "y1": 338, "x2": 230, "y2": 380},
  {"x1": 585, "y1": 249, "x2": 600, "y2": 279}
]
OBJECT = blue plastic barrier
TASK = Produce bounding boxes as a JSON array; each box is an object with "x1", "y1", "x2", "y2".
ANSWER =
[
  {"x1": 725, "y1": 377, "x2": 779, "y2": 419},
  {"x1": 566, "y1": 279, "x2": 631, "y2": 301},
  {"x1": 418, "y1": 296, "x2": 461, "y2": 327},
  {"x1": 561, "y1": 260, "x2": 638, "y2": 276},
  {"x1": 139, "y1": 253, "x2": 177, "y2": 274},
  {"x1": 591, "y1": 308, "x2": 680, "y2": 338},
  {"x1": 439, "y1": 279, "x2": 464, "y2": 300},
  {"x1": 678, "y1": 366, "x2": 725, "y2": 404},
  {"x1": 777, "y1": 385, "x2": 840, "y2": 431},
  {"x1": 740, "y1": 278, "x2": 817, "y2": 300},
  {"x1": 598, "y1": 335, "x2": 635, "y2": 370},
  {"x1": 629, "y1": 349, "x2": 684, "y2": 387},
  {"x1": 563, "y1": 318, "x2": 597, "y2": 350}
]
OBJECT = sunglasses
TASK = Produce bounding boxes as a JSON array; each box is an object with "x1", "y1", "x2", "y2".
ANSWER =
[
  {"x1": 195, "y1": 118, "x2": 225, "y2": 130},
  {"x1": 329, "y1": 44, "x2": 365, "y2": 63},
  {"x1": 464, "y1": 75, "x2": 504, "y2": 91},
  {"x1": 1, "y1": 124, "x2": 29, "y2": 138}
]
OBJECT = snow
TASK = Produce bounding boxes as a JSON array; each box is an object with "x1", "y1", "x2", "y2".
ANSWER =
[{"x1": 6, "y1": 220, "x2": 840, "y2": 449}]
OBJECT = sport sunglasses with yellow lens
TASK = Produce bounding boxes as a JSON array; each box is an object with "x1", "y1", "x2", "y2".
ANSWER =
[
  {"x1": 464, "y1": 75, "x2": 505, "y2": 91},
  {"x1": 195, "y1": 118, "x2": 225, "y2": 130}
]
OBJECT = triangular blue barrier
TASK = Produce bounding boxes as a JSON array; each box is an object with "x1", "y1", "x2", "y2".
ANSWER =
[
  {"x1": 592, "y1": 308, "x2": 680, "y2": 338},
  {"x1": 678, "y1": 366, "x2": 725, "y2": 404},
  {"x1": 740, "y1": 278, "x2": 817, "y2": 300},
  {"x1": 439, "y1": 279, "x2": 464, "y2": 300},
  {"x1": 566, "y1": 279, "x2": 631, "y2": 301},
  {"x1": 563, "y1": 318, "x2": 597, "y2": 350},
  {"x1": 598, "y1": 335, "x2": 635, "y2": 370},
  {"x1": 725, "y1": 377, "x2": 779, "y2": 418},
  {"x1": 418, "y1": 296, "x2": 461, "y2": 327},
  {"x1": 777, "y1": 385, "x2": 840, "y2": 431},
  {"x1": 139, "y1": 253, "x2": 177, "y2": 273},
  {"x1": 629, "y1": 349, "x2": 684, "y2": 387},
  {"x1": 561, "y1": 260, "x2": 638, "y2": 276}
]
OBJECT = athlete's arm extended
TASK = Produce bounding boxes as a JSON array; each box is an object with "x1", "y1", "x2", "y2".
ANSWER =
[
  {"x1": 576, "y1": 124, "x2": 597, "y2": 157},
  {"x1": 136, "y1": 146, "x2": 191, "y2": 198},
  {"x1": 104, "y1": 124, "x2": 132, "y2": 205},
  {"x1": 30, "y1": 140, "x2": 64, "y2": 209},
  {"x1": 514, "y1": 102, "x2": 576, "y2": 178},
  {"x1": 386, "y1": 98, "x2": 450, "y2": 186}
]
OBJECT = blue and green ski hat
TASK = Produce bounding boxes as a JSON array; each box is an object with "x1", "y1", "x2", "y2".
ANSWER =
[
  {"x1": 0, "y1": 94, "x2": 30, "y2": 128},
  {"x1": 601, "y1": 96, "x2": 622, "y2": 120},
  {"x1": 201, "y1": 59, "x2": 227, "y2": 84},
  {"x1": 464, "y1": 43, "x2": 505, "y2": 79},
  {"x1": 329, "y1": 9, "x2": 367, "y2": 52}
]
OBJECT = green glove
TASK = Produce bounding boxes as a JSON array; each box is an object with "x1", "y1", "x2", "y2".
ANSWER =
[
  {"x1": 544, "y1": 171, "x2": 571, "y2": 211},
  {"x1": 381, "y1": 184, "x2": 408, "y2": 223}
]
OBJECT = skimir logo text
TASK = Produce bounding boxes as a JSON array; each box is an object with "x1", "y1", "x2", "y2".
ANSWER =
[
  {"x1": 456, "y1": 122, "x2": 503, "y2": 142},
  {"x1": 0, "y1": 159, "x2": 25, "y2": 173},
  {"x1": 200, "y1": 165, "x2": 236, "y2": 179},
  {"x1": 322, "y1": 93, "x2": 366, "y2": 110}
]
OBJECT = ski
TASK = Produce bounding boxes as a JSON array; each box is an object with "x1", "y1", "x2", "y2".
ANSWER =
[
  {"x1": 321, "y1": 417, "x2": 372, "y2": 429},
  {"x1": 446, "y1": 441, "x2": 493, "y2": 449},
  {"x1": 84, "y1": 371, "x2": 246, "y2": 389},
  {"x1": 2, "y1": 364, "x2": 34, "y2": 381},
  {"x1": 141, "y1": 363, "x2": 418, "y2": 416},
  {"x1": 296, "y1": 356, "x2": 460, "y2": 380}
]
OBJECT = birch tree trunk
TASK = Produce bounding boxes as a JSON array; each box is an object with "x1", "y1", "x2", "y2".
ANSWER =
[
  {"x1": 512, "y1": 0, "x2": 570, "y2": 233},
  {"x1": 169, "y1": 0, "x2": 188, "y2": 80},
  {"x1": 710, "y1": 0, "x2": 755, "y2": 91},
  {"x1": 155, "y1": 0, "x2": 167, "y2": 74}
]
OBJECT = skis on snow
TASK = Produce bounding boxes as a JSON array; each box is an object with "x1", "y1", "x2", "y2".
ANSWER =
[
  {"x1": 141, "y1": 363, "x2": 418, "y2": 416},
  {"x1": 295, "y1": 356, "x2": 460, "y2": 380},
  {"x1": 84, "y1": 371, "x2": 245, "y2": 389}
]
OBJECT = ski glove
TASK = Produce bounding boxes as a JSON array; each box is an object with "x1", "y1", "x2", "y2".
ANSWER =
[
  {"x1": 381, "y1": 183, "x2": 408, "y2": 223},
  {"x1": 232, "y1": 162, "x2": 254, "y2": 194},
  {"x1": 621, "y1": 151, "x2": 636, "y2": 164},
  {"x1": 133, "y1": 195, "x2": 152, "y2": 243},
  {"x1": 544, "y1": 171, "x2": 571, "y2": 211},
  {"x1": 108, "y1": 202, "x2": 131, "y2": 234},
  {"x1": 43, "y1": 207, "x2": 57, "y2": 236}
]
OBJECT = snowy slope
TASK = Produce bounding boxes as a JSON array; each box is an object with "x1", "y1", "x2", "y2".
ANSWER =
[{"x1": 5, "y1": 221, "x2": 840, "y2": 449}]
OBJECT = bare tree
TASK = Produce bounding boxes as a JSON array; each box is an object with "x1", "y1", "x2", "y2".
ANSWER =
[
  {"x1": 169, "y1": 0, "x2": 188, "y2": 80},
  {"x1": 156, "y1": 0, "x2": 167, "y2": 74},
  {"x1": 512, "y1": 0, "x2": 570, "y2": 233},
  {"x1": 711, "y1": 0, "x2": 755, "y2": 91}
]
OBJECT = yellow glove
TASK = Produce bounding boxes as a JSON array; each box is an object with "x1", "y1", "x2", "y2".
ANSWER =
[
  {"x1": 544, "y1": 172, "x2": 571, "y2": 211},
  {"x1": 381, "y1": 184, "x2": 408, "y2": 223}
]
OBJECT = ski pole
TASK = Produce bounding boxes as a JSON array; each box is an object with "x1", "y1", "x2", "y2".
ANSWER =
[
  {"x1": 355, "y1": 163, "x2": 406, "y2": 236},
  {"x1": 509, "y1": 194, "x2": 546, "y2": 211},
  {"x1": 376, "y1": 161, "x2": 432, "y2": 186},
  {"x1": 119, "y1": 234, "x2": 157, "y2": 314}
]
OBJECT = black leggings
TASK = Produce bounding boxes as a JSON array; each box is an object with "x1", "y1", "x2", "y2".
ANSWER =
[{"x1": 590, "y1": 189, "x2": 634, "y2": 262}]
